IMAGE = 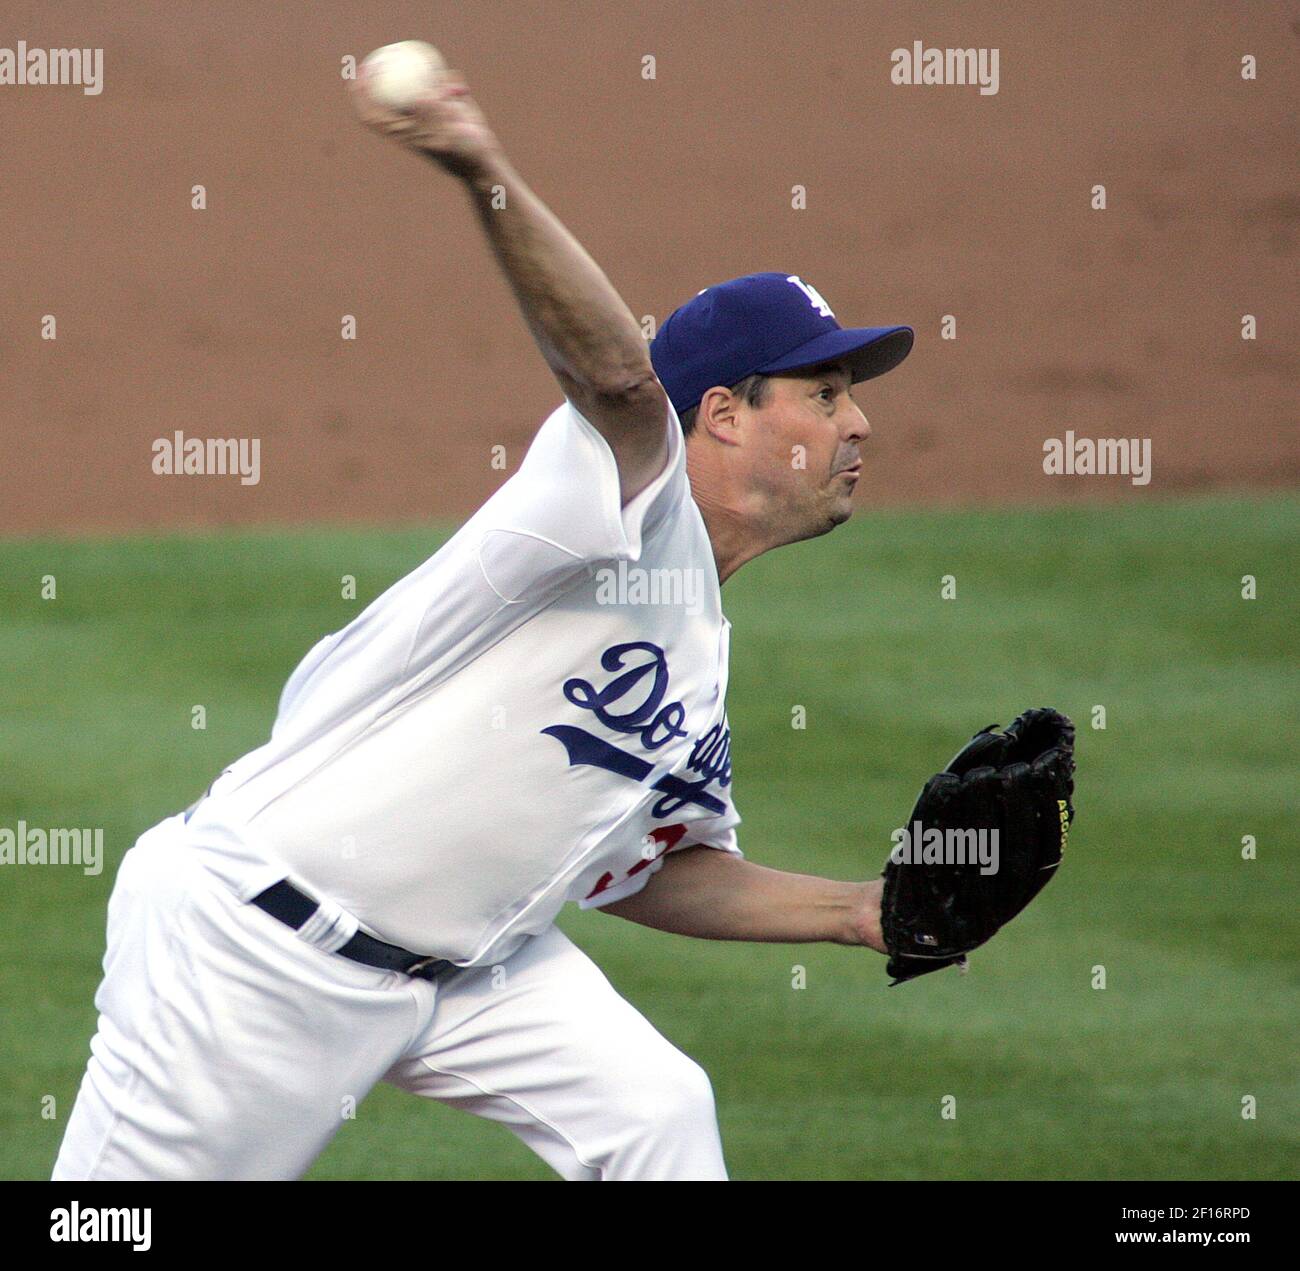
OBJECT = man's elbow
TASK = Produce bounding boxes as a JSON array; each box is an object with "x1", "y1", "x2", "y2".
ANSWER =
[
  {"x1": 562, "y1": 361, "x2": 663, "y2": 406},
  {"x1": 603, "y1": 372, "x2": 670, "y2": 427},
  {"x1": 560, "y1": 370, "x2": 672, "y2": 465}
]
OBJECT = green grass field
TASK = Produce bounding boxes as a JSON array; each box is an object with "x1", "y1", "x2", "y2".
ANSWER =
[{"x1": 2, "y1": 493, "x2": 1296, "y2": 1180}]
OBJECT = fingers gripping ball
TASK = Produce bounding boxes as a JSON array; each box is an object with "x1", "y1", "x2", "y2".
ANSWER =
[
  {"x1": 360, "y1": 40, "x2": 447, "y2": 112},
  {"x1": 880, "y1": 708, "x2": 1076, "y2": 986}
]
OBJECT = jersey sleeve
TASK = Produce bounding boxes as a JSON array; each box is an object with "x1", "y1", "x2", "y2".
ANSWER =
[
  {"x1": 475, "y1": 393, "x2": 686, "y2": 603},
  {"x1": 577, "y1": 818, "x2": 744, "y2": 912},
  {"x1": 680, "y1": 822, "x2": 743, "y2": 856}
]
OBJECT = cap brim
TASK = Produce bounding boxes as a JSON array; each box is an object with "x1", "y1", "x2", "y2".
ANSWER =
[{"x1": 758, "y1": 325, "x2": 914, "y2": 385}]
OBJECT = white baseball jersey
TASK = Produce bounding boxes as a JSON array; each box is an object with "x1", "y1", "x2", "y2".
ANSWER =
[{"x1": 185, "y1": 396, "x2": 740, "y2": 966}]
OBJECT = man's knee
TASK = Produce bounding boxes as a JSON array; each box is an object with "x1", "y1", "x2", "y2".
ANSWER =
[
  {"x1": 649, "y1": 1053, "x2": 718, "y2": 1131},
  {"x1": 598, "y1": 1048, "x2": 724, "y2": 1178},
  {"x1": 608, "y1": 1044, "x2": 722, "y2": 1143}
]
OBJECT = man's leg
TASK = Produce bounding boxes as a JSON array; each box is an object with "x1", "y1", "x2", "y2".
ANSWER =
[
  {"x1": 53, "y1": 823, "x2": 421, "y2": 1180},
  {"x1": 385, "y1": 925, "x2": 728, "y2": 1180}
]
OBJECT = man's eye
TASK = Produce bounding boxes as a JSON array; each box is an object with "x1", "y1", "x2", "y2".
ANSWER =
[{"x1": 819, "y1": 387, "x2": 835, "y2": 401}]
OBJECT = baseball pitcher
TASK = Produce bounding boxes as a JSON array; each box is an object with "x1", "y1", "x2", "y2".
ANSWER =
[{"x1": 52, "y1": 63, "x2": 1073, "y2": 1181}]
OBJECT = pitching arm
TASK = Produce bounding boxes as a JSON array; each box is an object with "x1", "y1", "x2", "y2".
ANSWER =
[{"x1": 352, "y1": 69, "x2": 669, "y2": 503}]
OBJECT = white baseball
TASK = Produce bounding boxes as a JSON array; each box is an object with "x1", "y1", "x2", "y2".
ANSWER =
[{"x1": 360, "y1": 40, "x2": 447, "y2": 111}]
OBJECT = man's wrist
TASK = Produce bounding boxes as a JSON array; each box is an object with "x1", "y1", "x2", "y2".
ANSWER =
[
  {"x1": 459, "y1": 147, "x2": 512, "y2": 194},
  {"x1": 841, "y1": 878, "x2": 886, "y2": 953}
]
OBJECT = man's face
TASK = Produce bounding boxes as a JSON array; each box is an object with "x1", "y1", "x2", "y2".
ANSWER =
[{"x1": 736, "y1": 359, "x2": 871, "y2": 539}]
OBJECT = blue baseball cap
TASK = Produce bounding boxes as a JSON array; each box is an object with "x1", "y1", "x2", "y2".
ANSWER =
[{"x1": 649, "y1": 272, "x2": 913, "y2": 417}]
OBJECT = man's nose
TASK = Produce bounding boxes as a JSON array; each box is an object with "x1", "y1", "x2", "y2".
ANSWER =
[{"x1": 847, "y1": 401, "x2": 870, "y2": 441}]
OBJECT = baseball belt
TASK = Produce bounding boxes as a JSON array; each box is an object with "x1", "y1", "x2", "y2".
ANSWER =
[{"x1": 250, "y1": 880, "x2": 458, "y2": 983}]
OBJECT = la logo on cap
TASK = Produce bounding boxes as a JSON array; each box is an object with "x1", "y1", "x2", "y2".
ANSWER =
[{"x1": 787, "y1": 275, "x2": 834, "y2": 319}]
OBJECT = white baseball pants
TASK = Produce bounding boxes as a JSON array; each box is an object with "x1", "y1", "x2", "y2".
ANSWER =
[{"x1": 51, "y1": 821, "x2": 727, "y2": 1180}]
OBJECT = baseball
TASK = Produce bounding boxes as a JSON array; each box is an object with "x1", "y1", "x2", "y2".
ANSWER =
[{"x1": 360, "y1": 40, "x2": 447, "y2": 111}]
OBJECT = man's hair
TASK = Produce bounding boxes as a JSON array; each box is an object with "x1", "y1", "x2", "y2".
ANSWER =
[{"x1": 677, "y1": 373, "x2": 771, "y2": 436}]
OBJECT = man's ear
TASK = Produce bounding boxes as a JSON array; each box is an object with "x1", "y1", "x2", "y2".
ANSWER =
[{"x1": 697, "y1": 386, "x2": 742, "y2": 446}]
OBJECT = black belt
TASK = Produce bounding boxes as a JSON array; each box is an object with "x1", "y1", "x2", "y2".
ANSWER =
[{"x1": 250, "y1": 880, "x2": 457, "y2": 983}]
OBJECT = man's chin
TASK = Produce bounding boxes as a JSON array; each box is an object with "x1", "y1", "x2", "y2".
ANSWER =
[
  {"x1": 828, "y1": 495, "x2": 856, "y2": 528},
  {"x1": 803, "y1": 500, "x2": 853, "y2": 542}
]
